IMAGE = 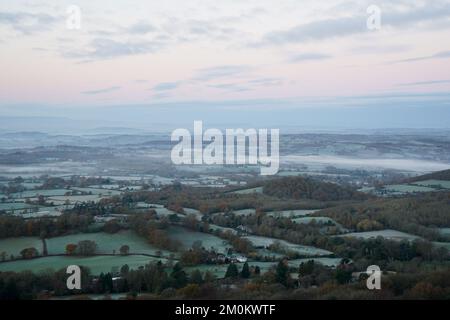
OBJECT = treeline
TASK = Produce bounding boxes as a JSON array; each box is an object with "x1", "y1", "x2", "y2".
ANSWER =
[
  {"x1": 2, "y1": 259, "x2": 450, "y2": 300},
  {"x1": 0, "y1": 213, "x2": 93, "y2": 239},
  {"x1": 316, "y1": 192, "x2": 450, "y2": 241},
  {"x1": 262, "y1": 177, "x2": 368, "y2": 201}
]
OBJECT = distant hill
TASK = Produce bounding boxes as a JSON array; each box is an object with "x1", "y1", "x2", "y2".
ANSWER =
[
  {"x1": 409, "y1": 169, "x2": 450, "y2": 182},
  {"x1": 262, "y1": 176, "x2": 367, "y2": 201}
]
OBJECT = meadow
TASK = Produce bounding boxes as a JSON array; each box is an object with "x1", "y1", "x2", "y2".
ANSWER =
[
  {"x1": 0, "y1": 255, "x2": 167, "y2": 275},
  {"x1": 339, "y1": 229, "x2": 421, "y2": 241},
  {"x1": 243, "y1": 235, "x2": 332, "y2": 256}
]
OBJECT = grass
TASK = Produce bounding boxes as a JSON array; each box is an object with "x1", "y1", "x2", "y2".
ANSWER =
[
  {"x1": 0, "y1": 255, "x2": 167, "y2": 275},
  {"x1": 411, "y1": 180, "x2": 450, "y2": 190},
  {"x1": 10, "y1": 189, "x2": 69, "y2": 198},
  {"x1": 70, "y1": 187, "x2": 121, "y2": 196},
  {"x1": 383, "y1": 184, "x2": 437, "y2": 193},
  {"x1": 230, "y1": 187, "x2": 263, "y2": 195},
  {"x1": 0, "y1": 202, "x2": 40, "y2": 211},
  {"x1": 46, "y1": 230, "x2": 172, "y2": 256},
  {"x1": 0, "y1": 237, "x2": 43, "y2": 258},
  {"x1": 167, "y1": 226, "x2": 230, "y2": 253},
  {"x1": 266, "y1": 210, "x2": 317, "y2": 218},
  {"x1": 291, "y1": 217, "x2": 335, "y2": 224},
  {"x1": 340, "y1": 229, "x2": 421, "y2": 241},
  {"x1": 0, "y1": 230, "x2": 174, "y2": 261},
  {"x1": 243, "y1": 235, "x2": 332, "y2": 256}
]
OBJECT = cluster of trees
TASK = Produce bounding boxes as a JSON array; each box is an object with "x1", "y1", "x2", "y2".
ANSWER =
[
  {"x1": 129, "y1": 214, "x2": 181, "y2": 251},
  {"x1": 65, "y1": 240, "x2": 98, "y2": 256},
  {"x1": 0, "y1": 213, "x2": 93, "y2": 239},
  {"x1": 38, "y1": 176, "x2": 112, "y2": 190},
  {"x1": 263, "y1": 177, "x2": 367, "y2": 201}
]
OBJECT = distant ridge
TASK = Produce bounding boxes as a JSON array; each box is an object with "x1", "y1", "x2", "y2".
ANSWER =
[{"x1": 408, "y1": 169, "x2": 450, "y2": 182}]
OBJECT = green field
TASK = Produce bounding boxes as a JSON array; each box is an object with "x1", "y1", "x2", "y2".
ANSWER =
[
  {"x1": 46, "y1": 231, "x2": 172, "y2": 256},
  {"x1": 383, "y1": 184, "x2": 437, "y2": 193},
  {"x1": 10, "y1": 189, "x2": 69, "y2": 198},
  {"x1": 0, "y1": 202, "x2": 40, "y2": 211},
  {"x1": 71, "y1": 187, "x2": 121, "y2": 196},
  {"x1": 340, "y1": 229, "x2": 421, "y2": 241},
  {"x1": 47, "y1": 194, "x2": 107, "y2": 204},
  {"x1": 167, "y1": 226, "x2": 230, "y2": 253},
  {"x1": 267, "y1": 210, "x2": 317, "y2": 218},
  {"x1": 0, "y1": 255, "x2": 167, "y2": 275},
  {"x1": 0, "y1": 237, "x2": 43, "y2": 258},
  {"x1": 243, "y1": 235, "x2": 332, "y2": 256},
  {"x1": 230, "y1": 187, "x2": 263, "y2": 195},
  {"x1": 231, "y1": 209, "x2": 256, "y2": 216},
  {"x1": 438, "y1": 228, "x2": 450, "y2": 236},
  {"x1": 0, "y1": 231, "x2": 174, "y2": 261},
  {"x1": 289, "y1": 257, "x2": 342, "y2": 267},
  {"x1": 411, "y1": 180, "x2": 450, "y2": 189}
]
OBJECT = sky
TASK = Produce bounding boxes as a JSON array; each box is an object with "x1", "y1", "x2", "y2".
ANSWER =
[{"x1": 1, "y1": 0, "x2": 450, "y2": 130}]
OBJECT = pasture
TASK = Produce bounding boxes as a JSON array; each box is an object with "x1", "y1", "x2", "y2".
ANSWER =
[{"x1": 340, "y1": 229, "x2": 421, "y2": 241}]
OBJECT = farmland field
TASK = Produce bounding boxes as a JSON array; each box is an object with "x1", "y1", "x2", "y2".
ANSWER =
[
  {"x1": 383, "y1": 184, "x2": 437, "y2": 193},
  {"x1": 232, "y1": 209, "x2": 256, "y2": 216},
  {"x1": 10, "y1": 189, "x2": 69, "y2": 198},
  {"x1": 243, "y1": 235, "x2": 332, "y2": 256},
  {"x1": 71, "y1": 187, "x2": 121, "y2": 196},
  {"x1": 167, "y1": 226, "x2": 230, "y2": 253},
  {"x1": 340, "y1": 229, "x2": 421, "y2": 241},
  {"x1": 411, "y1": 180, "x2": 450, "y2": 189},
  {"x1": 0, "y1": 237, "x2": 43, "y2": 258},
  {"x1": 0, "y1": 202, "x2": 40, "y2": 211},
  {"x1": 46, "y1": 230, "x2": 172, "y2": 256},
  {"x1": 0, "y1": 255, "x2": 167, "y2": 275},
  {"x1": 267, "y1": 210, "x2": 317, "y2": 218},
  {"x1": 231, "y1": 187, "x2": 263, "y2": 195},
  {"x1": 288, "y1": 257, "x2": 342, "y2": 267}
]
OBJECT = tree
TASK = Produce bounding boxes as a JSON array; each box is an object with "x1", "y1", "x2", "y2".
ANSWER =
[
  {"x1": 20, "y1": 247, "x2": 39, "y2": 259},
  {"x1": 1, "y1": 251, "x2": 7, "y2": 261},
  {"x1": 190, "y1": 270, "x2": 204, "y2": 284},
  {"x1": 299, "y1": 260, "x2": 315, "y2": 276},
  {"x1": 335, "y1": 268, "x2": 352, "y2": 285},
  {"x1": 170, "y1": 263, "x2": 188, "y2": 289},
  {"x1": 77, "y1": 240, "x2": 97, "y2": 256},
  {"x1": 120, "y1": 264, "x2": 130, "y2": 275},
  {"x1": 240, "y1": 262, "x2": 250, "y2": 279},
  {"x1": 65, "y1": 243, "x2": 77, "y2": 255},
  {"x1": 225, "y1": 263, "x2": 239, "y2": 278},
  {"x1": 254, "y1": 266, "x2": 261, "y2": 276},
  {"x1": 104, "y1": 220, "x2": 121, "y2": 234},
  {"x1": 119, "y1": 245, "x2": 130, "y2": 256},
  {"x1": 275, "y1": 260, "x2": 291, "y2": 287}
]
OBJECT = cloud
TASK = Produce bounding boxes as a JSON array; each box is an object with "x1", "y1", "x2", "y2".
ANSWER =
[
  {"x1": 81, "y1": 86, "x2": 121, "y2": 95},
  {"x1": 258, "y1": 2, "x2": 450, "y2": 46},
  {"x1": 391, "y1": 50, "x2": 450, "y2": 64},
  {"x1": 0, "y1": 11, "x2": 59, "y2": 35},
  {"x1": 288, "y1": 53, "x2": 332, "y2": 63},
  {"x1": 247, "y1": 78, "x2": 283, "y2": 86},
  {"x1": 208, "y1": 83, "x2": 250, "y2": 92},
  {"x1": 193, "y1": 65, "x2": 253, "y2": 81},
  {"x1": 398, "y1": 79, "x2": 450, "y2": 86},
  {"x1": 127, "y1": 21, "x2": 156, "y2": 34},
  {"x1": 64, "y1": 38, "x2": 166, "y2": 61},
  {"x1": 153, "y1": 82, "x2": 181, "y2": 91}
]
